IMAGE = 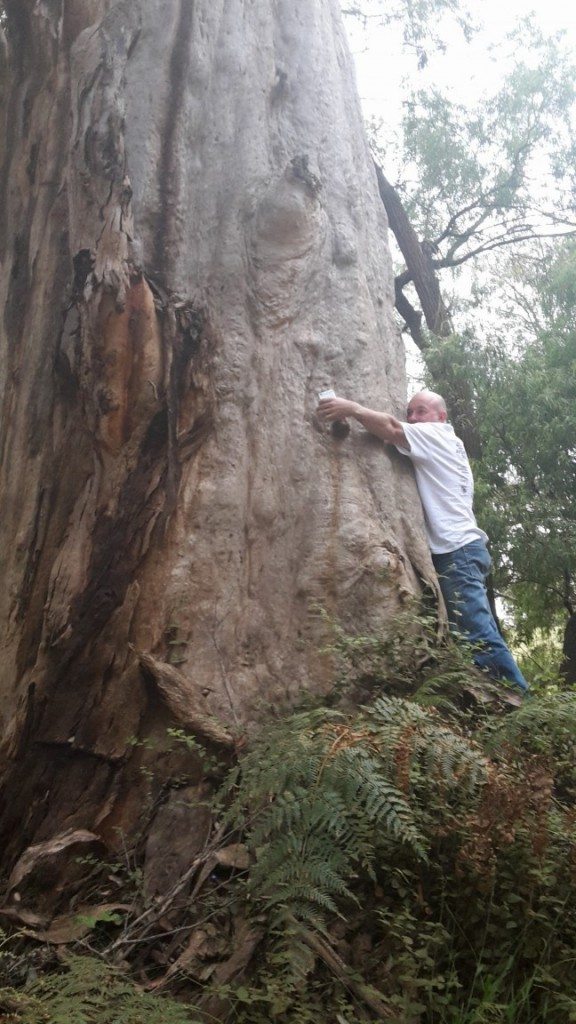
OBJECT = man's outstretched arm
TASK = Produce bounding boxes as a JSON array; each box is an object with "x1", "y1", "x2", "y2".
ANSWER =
[{"x1": 317, "y1": 396, "x2": 408, "y2": 447}]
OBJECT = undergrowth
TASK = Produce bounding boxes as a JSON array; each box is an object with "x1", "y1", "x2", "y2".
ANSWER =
[
  {"x1": 217, "y1": 690, "x2": 576, "y2": 1023},
  {"x1": 0, "y1": 953, "x2": 200, "y2": 1023},
  {"x1": 2, "y1": 617, "x2": 576, "y2": 1023}
]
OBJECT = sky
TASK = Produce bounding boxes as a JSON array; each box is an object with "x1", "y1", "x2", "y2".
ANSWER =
[{"x1": 347, "y1": 0, "x2": 576, "y2": 123}]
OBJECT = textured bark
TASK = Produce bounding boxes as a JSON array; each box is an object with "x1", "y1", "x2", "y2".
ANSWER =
[
  {"x1": 375, "y1": 164, "x2": 450, "y2": 341},
  {"x1": 0, "y1": 0, "x2": 435, "y2": 872}
]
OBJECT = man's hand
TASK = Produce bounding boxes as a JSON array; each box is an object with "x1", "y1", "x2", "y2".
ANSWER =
[{"x1": 316, "y1": 396, "x2": 359, "y2": 421}]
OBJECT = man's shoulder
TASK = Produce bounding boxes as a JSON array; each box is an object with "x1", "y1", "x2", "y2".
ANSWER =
[
  {"x1": 404, "y1": 421, "x2": 457, "y2": 446},
  {"x1": 400, "y1": 421, "x2": 469, "y2": 464},
  {"x1": 409, "y1": 421, "x2": 455, "y2": 435}
]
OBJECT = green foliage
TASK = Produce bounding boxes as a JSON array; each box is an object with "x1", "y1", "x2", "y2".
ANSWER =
[
  {"x1": 5, "y1": 666, "x2": 576, "y2": 1023},
  {"x1": 323, "y1": 603, "x2": 515, "y2": 712},
  {"x1": 166, "y1": 727, "x2": 226, "y2": 778},
  {"x1": 410, "y1": 234, "x2": 576, "y2": 663},
  {"x1": 0, "y1": 954, "x2": 200, "y2": 1024},
  {"x1": 76, "y1": 909, "x2": 125, "y2": 930},
  {"x1": 369, "y1": 0, "x2": 576, "y2": 655},
  {"x1": 224, "y1": 707, "x2": 422, "y2": 923},
  {"x1": 483, "y1": 689, "x2": 576, "y2": 774},
  {"x1": 214, "y1": 661, "x2": 576, "y2": 1023},
  {"x1": 213, "y1": 971, "x2": 359, "y2": 1024},
  {"x1": 381, "y1": 25, "x2": 576, "y2": 262},
  {"x1": 469, "y1": 241, "x2": 576, "y2": 642},
  {"x1": 512, "y1": 628, "x2": 565, "y2": 690},
  {"x1": 221, "y1": 682, "x2": 492, "y2": 938},
  {"x1": 369, "y1": 4, "x2": 576, "y2": 660},
  {"x1": 342, "y1": 0, "x2": 475, "y2": 67}
]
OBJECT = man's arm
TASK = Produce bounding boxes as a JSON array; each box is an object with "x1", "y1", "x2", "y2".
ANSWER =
[{"x1": 317, "y1": 396, "x2": 408, "y2": 447}]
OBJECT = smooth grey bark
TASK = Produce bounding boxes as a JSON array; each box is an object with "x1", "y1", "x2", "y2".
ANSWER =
[{"x1": 0, "y1": 0, "x2": 435, "y2": 869}]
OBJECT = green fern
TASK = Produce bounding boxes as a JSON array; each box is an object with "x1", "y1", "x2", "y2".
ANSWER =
[
  {"x1": 222, "y1": 693, "x2": 492, "y2": 954},
  {"x1": 482, "y1": 690, "x2": 576, "y2": 757},
  {"x1": 12, "y1": 956, "x2": 199, "y2": 1024}
]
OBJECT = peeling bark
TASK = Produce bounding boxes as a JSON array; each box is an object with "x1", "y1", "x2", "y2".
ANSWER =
[
  {"x1": 138, "y1": 650, "x2": 235, "y2": 748},
  {"x1": 0, "y1": 0, "x2": 436, "y2": 873}
]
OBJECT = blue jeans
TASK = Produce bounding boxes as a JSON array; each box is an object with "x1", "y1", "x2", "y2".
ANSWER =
[{"x1": 432, "y1": 540, "x2": 529, "y2": 692}]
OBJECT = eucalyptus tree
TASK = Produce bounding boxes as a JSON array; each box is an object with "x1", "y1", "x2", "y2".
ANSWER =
[{"x1": 0, "y1": 0, "x2": 435, "y2": 875}]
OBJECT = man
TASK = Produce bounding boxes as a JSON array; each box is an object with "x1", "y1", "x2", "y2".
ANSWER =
[{"x1": 317, "y1": 389, "x2": 528, "y2": 694}]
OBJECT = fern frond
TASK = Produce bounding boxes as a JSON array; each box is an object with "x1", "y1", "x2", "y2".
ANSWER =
[
  {"x1": 21, "y1": 956, "x2": 199, "y2": 1024},
  {"x1": 482, "y1": 692, "x2": 576, "y2": 757}
]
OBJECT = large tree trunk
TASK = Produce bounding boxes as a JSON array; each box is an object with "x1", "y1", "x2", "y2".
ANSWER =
[{"x1": 0, "y1": 0, "x2": 434, "y2": 873}]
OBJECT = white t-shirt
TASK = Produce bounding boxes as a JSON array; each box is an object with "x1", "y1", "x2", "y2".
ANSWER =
[{"x1": 395, "y1": 422, "x2": 488, "y2": 554}]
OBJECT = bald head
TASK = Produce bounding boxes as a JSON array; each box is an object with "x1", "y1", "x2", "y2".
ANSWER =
[{"x1": 407, "y1": 390, "x2": 448, "y2": 424}]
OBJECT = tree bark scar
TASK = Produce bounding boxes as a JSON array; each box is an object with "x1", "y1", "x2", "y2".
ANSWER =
[
  {"x1": 60, "y1": 409, "x2": 170, "y2": 663},
  {"x1": 152, "y1": 0, "x2": 195, "y2": 282},
  {"x1": 41, "y1": 291, "x2": 208, "y2": 660},
  {"x1": 12, "y1": 683, "x2": 39, "y2": 761},
  {"x1": 3, "y1": 231, "x2": 31, "y2": 343},
  {"x1": 16, "y1": 488, "x2": 50, "y2": 623},
  {"x1": 93, "y1": 278, "x2": 161, "y2": 451},
  {"x1": 164, "y1": 302, "x2": 206, "y2": 522}
]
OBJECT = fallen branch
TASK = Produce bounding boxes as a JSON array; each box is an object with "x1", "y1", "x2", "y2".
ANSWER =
[{"x1": 300, "y1": 925, "x2": 398, "y2": 1021}]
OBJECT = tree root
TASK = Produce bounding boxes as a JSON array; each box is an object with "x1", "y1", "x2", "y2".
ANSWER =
[{"x1": 136, "y1": 650, "x2": 235, "y2": 748}]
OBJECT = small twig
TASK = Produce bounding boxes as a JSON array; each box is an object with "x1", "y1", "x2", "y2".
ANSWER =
[
  {"x1": 299, "y1": 924, "x2": 398, "y2": 1021},
  {"x1": 108, "y1": 824, "x2": 227, "y2": 957}
]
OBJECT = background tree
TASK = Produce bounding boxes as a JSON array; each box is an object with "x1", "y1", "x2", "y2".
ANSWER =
[
  {"x1": 357, "y1": 6, "x2": 576, "y2": 676},
  {"x1": 371, "y1": 25, "x2": 576, "y2": 453},
  {"x1": 470, "y1": 240, "x2": 576, "y2": 682},
  {"x1": 342, "y1": 0, "x2": 475, "y2": 68}
]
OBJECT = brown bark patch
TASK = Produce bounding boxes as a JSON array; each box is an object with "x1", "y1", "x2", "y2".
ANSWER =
[
  {"x1": 143, "y1": 785, "x2": 212, "y2": 899},
  {"x1": 139, "y1": 651, "x2": 234, "y2": 748},
  {"x1": 93, "y1": 276, "x2": 163, "y2": 452}
]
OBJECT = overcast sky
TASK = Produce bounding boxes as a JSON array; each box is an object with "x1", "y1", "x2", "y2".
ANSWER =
[{"x1": 347, "y1": 0, "x2": 576, "y2": 122}]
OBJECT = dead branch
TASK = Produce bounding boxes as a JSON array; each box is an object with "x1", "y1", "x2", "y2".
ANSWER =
[
  {"x1": 300, "y1": 925, "x2": 398, "y2": 1021},
  {"x1": 109, "y1": 823, "x2": 228, "y2": 958},
  {"x1": 375, "y1": 162, "x2": 451, "y2": 338}
]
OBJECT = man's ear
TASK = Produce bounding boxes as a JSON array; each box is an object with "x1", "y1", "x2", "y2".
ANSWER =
[{"x1": 439, "y1": 410, "x2": 448, "y2": 423}]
